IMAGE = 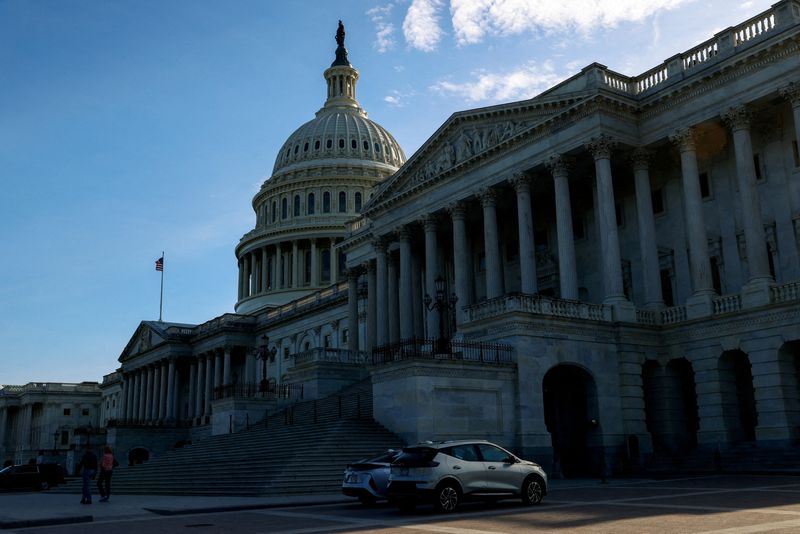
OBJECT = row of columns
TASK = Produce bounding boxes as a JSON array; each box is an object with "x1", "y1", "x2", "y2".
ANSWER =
[
  {"x1": 346, "y1": 101, "x2": 784, "y2": 349},
  {"x1": 120, "y1": 347, "x2": 233, "y2": 424},
  {"x1": 238, "y1": 238, "x2": 341, "y2": 300}
]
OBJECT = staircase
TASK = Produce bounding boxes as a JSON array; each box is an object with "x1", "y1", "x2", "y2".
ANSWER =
[{"x1": 53, "y1": 381, "x2": 406, "y2": 496}]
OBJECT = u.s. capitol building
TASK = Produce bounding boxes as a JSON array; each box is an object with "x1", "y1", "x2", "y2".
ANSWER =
[{"x1": 3, "y1": 2, "x2": 800, "y2": 479}]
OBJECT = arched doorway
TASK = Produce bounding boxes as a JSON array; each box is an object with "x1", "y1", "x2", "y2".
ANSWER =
[
  {"x1": 641, "y1": 358, "x2": 699, "y2": 454},
  {"x1": 719, "y1": 350, "x2": 757, "y2": 442},
  {"x1": 128, "y1": 447, "x2": 150, "y2": 465},
  {"x1": 778, "y1": 341, "x2": 800, "y2": 432},
  {"x1": 542, "y1": 364, "x2": 599, "y2": 477}
]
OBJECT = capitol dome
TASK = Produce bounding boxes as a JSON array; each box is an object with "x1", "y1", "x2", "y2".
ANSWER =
[{"x1": 234, "y1": 21, "x2": 404, "y2": 315}]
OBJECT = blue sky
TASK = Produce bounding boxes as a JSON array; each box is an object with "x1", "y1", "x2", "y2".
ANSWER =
[{"x1": 0, "y1": 0, "x2": 775, "y2": 385}]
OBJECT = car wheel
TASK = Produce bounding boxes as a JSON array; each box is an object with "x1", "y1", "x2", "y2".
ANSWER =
[
  {"x1": 434, "y1": 482, "x2": 460, "y2": 513},
  {"x1": 521, "y1": 477, "x2": 543, "y2": 505},
  {"x1": 358, "y1": 495, "x2": 377, "y2": 506}
]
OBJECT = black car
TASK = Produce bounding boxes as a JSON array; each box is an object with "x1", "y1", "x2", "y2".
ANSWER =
[{"x1": 0, "y1": 464, "x2": 52, "y2": 491}]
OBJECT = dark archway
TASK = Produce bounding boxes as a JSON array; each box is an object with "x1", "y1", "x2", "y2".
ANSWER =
[
  {"x1": 719, "y1": 350, "x2": 757, "y2": 442},
  {"x1": 542, "y1": 364, "x2": 598, "y2": 477},
  {"x1": 778, "y1": 341, "x2": 800, "y2": 432},
  {"x1": 641, "y1": 358, "x2": 699, "y2": 454},
  {"x1": 128, "y1": 447, "x2": 150, "y2": 465}
]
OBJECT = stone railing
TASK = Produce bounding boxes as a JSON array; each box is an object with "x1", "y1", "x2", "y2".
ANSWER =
[
  {"x1": 661, "y1": 305, "x2": 687, "y2": 325},
  {"x1": 714, "y1": 294, "x2": 742, "y2": 314},
  {"x1": 598, "y1": 1, "x2": 792, "y2": 96},
  {"x1": 771, "y1": 280, "x2": 800, "y2": 303},
  {"x1": 345, "y1": 216, "x2": 369, "y2": 237},
  {"x1": 264, "y1": 281, "x2": 348, "y2": 320},
  {"x1": 465, "y1": 294, "x2": 609, "y2": 323},
  {"x1": 193, "y1": 313, "x2": 255, "y2": 336},
  {"x1": 292, "y1": 348, "x2": 368, "y2": 366},
  {"x1": 636, "y1": 309, "x2": 658, "y2": 325}
]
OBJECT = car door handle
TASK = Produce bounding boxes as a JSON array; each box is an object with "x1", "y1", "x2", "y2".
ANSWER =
[
  {"x1": 488, "y1": 466, "x2": 497, "y2": 470},
  {"x1": 453, "y1": 466, "x2": 461, "y2": 470}
]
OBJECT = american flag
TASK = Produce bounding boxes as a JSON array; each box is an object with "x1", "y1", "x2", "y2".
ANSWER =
[{"x1": 155, "y1": 256, "x2": 164, "y2": 272}]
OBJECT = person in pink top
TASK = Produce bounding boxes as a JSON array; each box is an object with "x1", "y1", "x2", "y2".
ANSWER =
[{"x1": 97, "y1": 446, "x2": 117, "y2": 502}]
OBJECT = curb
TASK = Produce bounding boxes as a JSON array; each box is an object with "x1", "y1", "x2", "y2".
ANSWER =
[
  {"x1": 0, "y1": 515, "x2": 92, "y2": 530},
  {"x1": 144, "y1": 497, "x2": 352, "y2": 516}
]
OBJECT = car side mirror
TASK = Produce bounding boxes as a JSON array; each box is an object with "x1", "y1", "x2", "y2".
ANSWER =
[{"x1": 503, "y1": 456, "x2": 517, "y2": 464}]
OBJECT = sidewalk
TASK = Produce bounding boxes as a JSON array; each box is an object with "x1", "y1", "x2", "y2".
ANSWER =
[{"x1": 0, "y1": 478, "x2": 626, "y2": 530}]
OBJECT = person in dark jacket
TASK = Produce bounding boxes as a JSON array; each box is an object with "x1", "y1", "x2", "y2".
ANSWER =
[
  {"x1": 97, "y1": 446, "x2": 116, "y2": 502},
  {"x1": 78, "y1": 445, "x2": 98, "y2": 504}
]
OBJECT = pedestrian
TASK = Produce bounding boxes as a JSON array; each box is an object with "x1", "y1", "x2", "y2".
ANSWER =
[
  {"x1": 97, "y1": 446, "x2": 117, "y2": 502},
  {"x1": 78, "y1": 445, "x2": 97, "y2": 504}
]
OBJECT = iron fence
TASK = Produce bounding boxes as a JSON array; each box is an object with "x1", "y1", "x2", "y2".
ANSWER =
[{"x1": 212, "y1": 382, "x2": 304, "y2": 401}]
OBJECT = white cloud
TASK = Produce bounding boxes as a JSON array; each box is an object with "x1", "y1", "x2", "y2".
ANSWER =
[
  {"x1": 429, "y1": 60, "x2": 566, "y2": 103},
  {"x1": 403, "y1": 0, "x2": 445, "y2": 51},
  {"x1": 448, "y1": 0, "x2": 695, "y2": 45},
  {"x1": 385, "y1": 95, "x2": 402, "y2": 106},
  {"x1": 367, "y1": 4, "x2": 397, "y2": 53},
  {"x1": 384, "y1": 88, "x2": 417, "y2": 107}
]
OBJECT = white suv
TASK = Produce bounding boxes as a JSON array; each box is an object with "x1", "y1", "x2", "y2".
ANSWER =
[{"x1": 386, "y1": 440, "x2": 547, "y2": 512}]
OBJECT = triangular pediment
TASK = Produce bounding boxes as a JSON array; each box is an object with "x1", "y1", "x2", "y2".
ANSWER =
[
  {"x1": 365, "y1": 91, "x2": 590, "y2": 211},
  {"x1": 119, "y1": 322, "x2": 167, "y2": 362}
]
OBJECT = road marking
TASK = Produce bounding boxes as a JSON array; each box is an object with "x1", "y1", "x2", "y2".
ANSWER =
[{"x1": 696, "y1": 517, "x2": 800, "y2": 533}]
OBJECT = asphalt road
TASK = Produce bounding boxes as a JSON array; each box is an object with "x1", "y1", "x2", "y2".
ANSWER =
[{"x1": 12, "y1": 475, "x2": 800, "y2": 533}]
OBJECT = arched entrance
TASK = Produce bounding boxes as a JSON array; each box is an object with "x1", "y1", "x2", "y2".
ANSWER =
[
  {"x1": 542, "y1": 364, "x2": 599, "y2": 477},
  {"x1": 642, "y1": 358, "x2": 699, "y2": 454},
  {"x1": 128, "y1": 447, "x2": 150, "y2": 465},
  {"x1": 778, "y1": 341, "x2": 800, "y2": 432},
  {"x1": 719, "y1": 350, "x2": 757, "y2": 442}
]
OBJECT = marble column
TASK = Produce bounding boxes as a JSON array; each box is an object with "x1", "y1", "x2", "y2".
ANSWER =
[
  {"x1": 119, "y1": 374, "x2": 128, "y2": 422},
  {"x1": 366, "y1": 262, "x2": 377, "y2": 351},
  {"x1": 780, "y1": 82, "x2": 800, "y2": 148},
  {"x1": 242, "y1": 255, "x2": 250, "y2": 298},
  {"x1": 479, "y1": 188, "x2": 504, "y2": 299},
  {"x1": 238, "y1": 259, "x2": 244, "y2": 300},
  {"x1": 160, "y1": 361, "x2": 169, "y2": 420},
  {"x1": 204, "y1": 354, "x2": 213, "y2": 415},
  {"x1": 291, "y1": 240, "x2": 299, "y2": 288},
  {"x1": 148, "y1": 366, "x2": 157, "y2": 422},
  {"x1": 670, "y1": 128, "x2": 715, "y2": 309},
  {"x1": 195, "y1": 358, "x2": 204, "y2": 418},
  {"x1": 388, "y1": 249, "x2": 400, "y2": 343},
  {"x1": 223, "y1": 347, "x2": 232, "y2": 386},
  {"x1": 261, "y1": 247, "x2": 269, "y2": 292},
  {"x1": 722, "y1": 106, "x2": 772, "y2": 285},
  {"x1": 375, "y1": 240, "x2": 389, "y2": 346},
  {"x1": 586, "y1": 134, "x2": 626, "y2": 303},
  {"x1": 347, "y1": 270, "x2": 360, "y2": 354},
  {"x1": 251, "y1": 251, "x2": 259, "y2": 295},
  {"x1": 510, "y1": 173, "x2": 538, "y2": 295},
  {"x1": 411, "y1": 254, "x2": 425, "y2": 338},
  {"x1": 547, "y1": 155, "x2": 579, "y2": 300},
  {"x1": 130, "y1": 372, "x2": 139, "y2": 420},
  {"x1": 214, "y1": 351, "x2": 222, "y2": 388},
  {"x1": 310, "y1": 238, "x2": 319, "y2": 286},
  {"x1": 166, "y1": 359, "x2": 175, "y2": 420},
  {"x1": 152, "y1": 365, "x2": 161, "y2": 421},
  {"x1": 631, "y1": 148, "x2": 664, "y2": 309},
  {"x1": 331, "y1": 239, "x2": 339, "y2": 283},
  {"x1": 275, "y1": 243, "x2": 283, "y2": 289},
  {"x1": 422, "y1": 215, "x2": 439, "y2": 337},
  {"x1": 447, "y1": 202, "x2": 470, "y2": 327},
  {"x1": 188, "y1": 362, "x2": 197, "y2": 420},
  {"x1": 398, "y1": 226, "x2": 414, "y2": 339}
]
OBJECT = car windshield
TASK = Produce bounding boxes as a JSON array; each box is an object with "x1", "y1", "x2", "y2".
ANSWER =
[{"x1": 0, "y1": 466, "x2": 9, "y2": 474}]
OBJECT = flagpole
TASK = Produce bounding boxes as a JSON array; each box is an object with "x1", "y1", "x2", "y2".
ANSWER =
[{"x1": 159, "y1": 251, "x2": 164, "y2": 322}]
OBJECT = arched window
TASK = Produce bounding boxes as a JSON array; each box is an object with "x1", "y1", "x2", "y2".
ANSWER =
[
  {"x1": 304, "y1": 250, "x2": 311, "y2": 284},
  {"x1": 327, "y1": 139, "x2": 333, "y2": 149},
  {"x1": 307, "y1": 193, "x2": 315, "y2": 215},
  {"x1": 338, "y1": 191, "x2": 347, "y2": 213},
  {"x1": 354, "y1": 191, "x2": 362, "y2": 212},
  {"x1": 323, "y1": 191, "x2": 331, "y2": 213},
  {"x1": 272, "y1": 201, "x2": 277, "y2": 222},
  {"x1": 281, "y1": 197, "x2": 288, "y2": 219},
  {"x1": 363, "y1": 140, "x2": 369, "y2": 150},
  {"x1": 351, "y1": 139, "x2": 357, "y2": 149},
  {"x1": 314, "y1": 140, "x2": 320, "y2": 150},
  {"x1": 293, "y1": 195, "x2": 300, "y2": 217},
  {"x1": 339, "y1": 139, "x2": 345, "y2": 149}
]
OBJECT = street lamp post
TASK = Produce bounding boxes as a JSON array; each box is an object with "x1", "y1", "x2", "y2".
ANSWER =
[
  {"x1": 424, "y1": 276, "x2": 458, "y2": 355},
  {"x1": 255, "y1": 335, "x2": 278, "y2": 395}
]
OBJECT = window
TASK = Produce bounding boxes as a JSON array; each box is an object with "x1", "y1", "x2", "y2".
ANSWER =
[
  {"x1": 323, "y1": 191, "x2": 331, "y2": 213},
  {"x1": 293, "y1": 195, "x2": 300, "y2": 216},
  {"x1": 82, "y1": 408, "x2": 89, "y2": 416},
  {"x1": 112, "y1": 399, "x2": 116, "y2": 407},
  {"x1": 304, "y1": 341, "x2": 310, "y2": 351},
  {"x1": 699, "y1": 172, "x2": 711, "y2": 199},
  {"x1": 651, "y1": 188, "x2": 665, "y2": 215},
  {"x1": 304, "y1": 251, "x2": 311, "y2": 283},
  {"x1": 60, "y1": 431, "x2": 69, "y2": 445},
  {"x1": 321, "y1": 249, "x2": 331, "y2": 281},
  {"x1": 445, "y1": 444, "x2": 479, "y2": 461},
  {"x1": 710, "y1": 256, "x2": 722, "y2": 294},
  {"x1": 272, "y1": 201, "x2": 277, "y2": 222},
  {"x1": 283, "y1": 347, "x2": 290, "y2": 360},
  {"x1": 339, "y1": 252, "x2": 347, "y2": 276},
  {"x1": 307, "y1": 193, "x2": 315, "y2": 215},
  {"x1": 324, "y1": 334, "x2": 332, "y2": 348},
  {"x1": 342, "y1": 328, "x2": 349, "y2": 343},
  {"x1": 281, "y1": 198, "x2": 288, "y2": 219},
  {"x1": 339, "y1": 139, "x2": 345, "y2": 149},
  {"x1": 338, "y1": 191, "x2": 347, "y2": 212},
  {"x1": 363, "y1": 140, "x2": 369, "y2": 150},
  {"x1": 660, "y1": 269, "x2": 674, "y2": 306},
  {"x1": 375, "y1": 143, "x2": 381, "y2": 153},
  {"x1": 573, "y1": 216, "x2": 585, "y2": 240},
  {"x1": 351, "y1": 139, "x2": 357, "y2": 149},
  {"x1": 327, "y1": 139, "x2": 333, "y2": 149},
  {"x1": 303, "y1": 142, "x2": 309, "y2": 152},
  {"x1": 293, "y1": 145, "x2": 299, "y2": 154},
  {"x1": 314, "y1": 140, "x2": 320, "y2": 150},
  {"x1": 478, "y1": 444, "x2": 510, "y2": 462},
  {"x1": 753, "y1": 153, "x2": 764, "y2": 182},
  {"x1": 354, "y1": 192, "x2": 362, "y2": 212},
  {"x1": 63, "y1": 408, "x2": 71, "y2": 416}
]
